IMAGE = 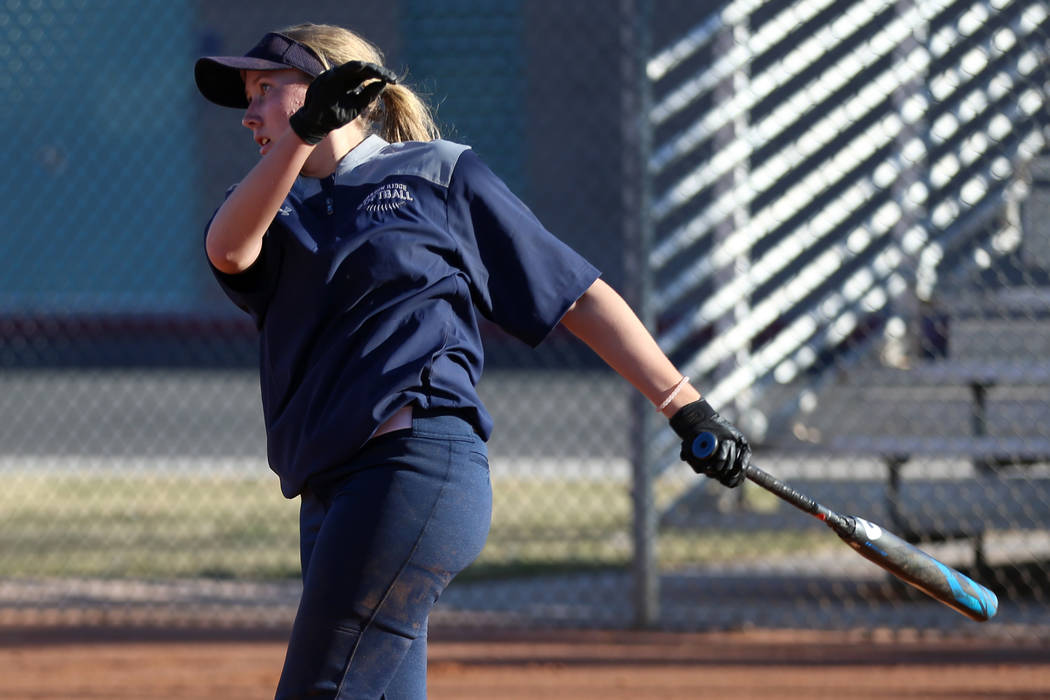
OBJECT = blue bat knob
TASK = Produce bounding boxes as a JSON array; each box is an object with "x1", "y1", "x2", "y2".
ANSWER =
[{"x1": 691, "y1": 431, "x2": 717, "y2": 459}]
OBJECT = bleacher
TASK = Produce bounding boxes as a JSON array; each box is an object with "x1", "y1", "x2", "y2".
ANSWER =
[{"x1": 650, "y1": 0, "x2": 1050, "y2": 573}]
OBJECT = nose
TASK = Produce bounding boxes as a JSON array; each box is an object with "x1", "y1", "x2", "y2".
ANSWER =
[{"x1": 242, "y1": 102, "x2": 261, "y2": 130}]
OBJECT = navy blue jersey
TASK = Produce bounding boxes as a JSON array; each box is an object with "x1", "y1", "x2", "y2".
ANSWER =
[{"x1": 210, "y1": 136, "x2": 600, "y2": 497}]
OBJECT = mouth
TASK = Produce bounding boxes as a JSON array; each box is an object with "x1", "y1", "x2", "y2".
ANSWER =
[{"x1": 256, "y1": 136, "x2": 271, "y2": 154}]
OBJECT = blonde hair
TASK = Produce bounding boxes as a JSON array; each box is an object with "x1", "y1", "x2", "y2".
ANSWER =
[{"x1": 278, "y1": 23, "x2": 439, "y2": 143}]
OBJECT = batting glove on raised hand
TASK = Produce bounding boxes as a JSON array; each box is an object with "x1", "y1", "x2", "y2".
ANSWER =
[
  {"x1": 289, "y1": 61, "x2": 398, "y2": 145},
  {"x1": 669, "y1": 399, "x2": 751, "y2": 488}
]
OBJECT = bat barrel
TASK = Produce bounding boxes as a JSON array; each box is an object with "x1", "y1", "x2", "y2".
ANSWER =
[
  {"x1": 686, "y1": 432, "x2": 998, "y2": 622},
  {"x1": 841, "y1": 516, "x2": 999, "y2": 622}
]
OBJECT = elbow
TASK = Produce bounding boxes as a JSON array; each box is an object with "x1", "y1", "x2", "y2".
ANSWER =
[
  {"x1": 560, "y1": 279, "x2": 603, "y2": 332},
  {"x1": 205, "y1": 239, "x2": 240, "y2": 274},
  {"x1": 560, "y1": 292, "x2": 589, "y2": 329},
  {"x1": 563, "y1": 279, "x2": 607, "y2": 318},
  {"x1": 205, "y1": 233, "x2": 258, "y2": 275}
]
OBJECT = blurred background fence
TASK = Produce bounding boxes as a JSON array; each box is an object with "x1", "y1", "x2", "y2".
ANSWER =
[{"x1": 0, "y1": 0, "x2": 1048, "y2": 639}]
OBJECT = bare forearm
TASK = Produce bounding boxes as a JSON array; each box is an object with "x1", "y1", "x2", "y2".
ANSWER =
[
  {"x1": 560, "y1": 278, "x2": 700, "y2": 417},
  {"x1": 205, "y1": 130, "x2": 314, "y2": 273}
]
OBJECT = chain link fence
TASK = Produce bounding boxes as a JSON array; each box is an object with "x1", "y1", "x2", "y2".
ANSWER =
[
  {"x1": 644, "y1": 0, "x2": 1050, "y2": 636},
  {"x1": 0, "y1": 0, "x2": 1048, "y2": 640}
]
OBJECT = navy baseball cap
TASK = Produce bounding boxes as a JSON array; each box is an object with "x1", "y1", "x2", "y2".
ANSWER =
[{"x1": 195, "y1": 32, "x2": 326, "y2": 109}]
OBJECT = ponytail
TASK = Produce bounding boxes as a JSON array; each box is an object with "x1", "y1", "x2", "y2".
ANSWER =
[
  {"x1": 278, "y1": 22, "x2": 440, "y2": 143},
  {"x1": 373, "y1": 83, "x2": 440, "y2": 143}
]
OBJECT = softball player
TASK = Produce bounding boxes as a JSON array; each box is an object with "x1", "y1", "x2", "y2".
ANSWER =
[{"x1": 195, "y1": 22, "x2": 751, "y2": 699}]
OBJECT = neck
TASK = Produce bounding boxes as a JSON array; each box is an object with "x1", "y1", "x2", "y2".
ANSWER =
[{"x1": 300, "y1": 122, "x2": 368, "y2": 178}]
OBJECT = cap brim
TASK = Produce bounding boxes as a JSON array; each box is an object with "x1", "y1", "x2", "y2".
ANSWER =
[{"x1": 194, "y1": 56, "x2": 293, "y2": 109}]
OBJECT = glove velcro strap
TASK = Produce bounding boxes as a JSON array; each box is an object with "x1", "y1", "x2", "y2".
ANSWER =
[{"x1": 669, "y1": 398, "x2": 717, "y2": 439}]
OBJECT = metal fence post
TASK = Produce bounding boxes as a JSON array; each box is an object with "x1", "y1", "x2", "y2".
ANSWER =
[{"x1": 623, "y1": 0, "x2": 659, "y2": 629}]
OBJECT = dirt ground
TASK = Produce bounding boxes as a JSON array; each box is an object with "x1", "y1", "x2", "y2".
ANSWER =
[{"x1": 1, "y1": 626, "x2": 1048, "y2": 699}]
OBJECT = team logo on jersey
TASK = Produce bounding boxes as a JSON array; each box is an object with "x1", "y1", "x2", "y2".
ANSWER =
[
  {"x1": 358, "y1": 182, "x2": 415, "y2": 213},
  {"x1": 278, "y1": 205, "x2": 293, "y2": 216}
]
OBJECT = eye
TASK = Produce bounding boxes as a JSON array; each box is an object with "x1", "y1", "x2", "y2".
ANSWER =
[{"x1": 244, "y1": 82, "x2": 271, "y2": 103}]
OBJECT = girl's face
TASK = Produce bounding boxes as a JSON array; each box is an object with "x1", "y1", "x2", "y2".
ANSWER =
[{"x1": 241, "y1": 69, "x2": 310, "y2": 156}]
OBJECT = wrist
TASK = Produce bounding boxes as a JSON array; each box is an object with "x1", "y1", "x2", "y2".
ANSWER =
[
  {"x1": 655, "y1": 376, "x2": 690, "y2": 413},
  {"x1": 661, "y1": 385, "x2": 703, "y2": 420}
]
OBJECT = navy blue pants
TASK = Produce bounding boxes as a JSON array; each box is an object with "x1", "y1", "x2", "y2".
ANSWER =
[{"x1": 275, "y1": 412, "x2": 492, "y2": 699}]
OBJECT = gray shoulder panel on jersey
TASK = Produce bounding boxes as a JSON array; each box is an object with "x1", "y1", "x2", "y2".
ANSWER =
[
  {"x1": 291, "y1": 138, "x2": 470, "y2": 200},
  {"x1": 340, "y1": 139, "x2": 471, "y2": 188}
]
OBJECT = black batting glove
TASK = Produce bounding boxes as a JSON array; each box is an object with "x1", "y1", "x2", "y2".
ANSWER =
[
  {"x1": 289, "y1": 61, "x2": 398, "y2": 145},
  {"x1": 670, "y1": 398, "x2": 751, "y2": 488}
]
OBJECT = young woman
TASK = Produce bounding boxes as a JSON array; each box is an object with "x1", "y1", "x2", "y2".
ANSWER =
[{"x1": 195, "y1": 22, "x2": 751, "y2": 699}]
